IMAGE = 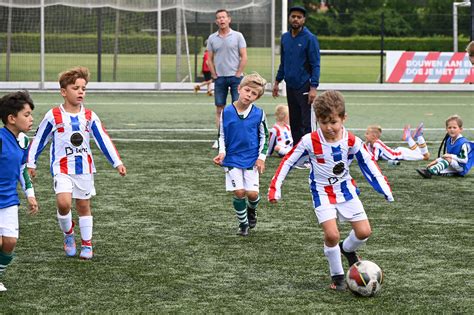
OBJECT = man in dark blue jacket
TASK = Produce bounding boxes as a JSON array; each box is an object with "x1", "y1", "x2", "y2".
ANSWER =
[{"x1": 272, "y1": 6, "x2": 320, "y2": 146}]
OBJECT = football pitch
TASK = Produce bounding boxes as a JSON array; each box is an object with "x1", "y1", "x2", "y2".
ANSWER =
[{"x1": 1, "y1": 91, "x2": 473, "y2": 313}]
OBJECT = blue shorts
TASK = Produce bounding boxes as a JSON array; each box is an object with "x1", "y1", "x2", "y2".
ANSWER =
[{"x1": 214, "y1": 76, "x2": 242, "y2": 106}]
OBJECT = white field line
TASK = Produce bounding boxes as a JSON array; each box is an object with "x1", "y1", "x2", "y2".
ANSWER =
[
  {"x1": 111, "y1": 138, "x2": 446, "y2": 144},
  {"x1": 35, "y1": 102, "x2": 473, "y2": 106},
  {"x1": 107, "y1": 128, "x2": 474, "y2": 132}
]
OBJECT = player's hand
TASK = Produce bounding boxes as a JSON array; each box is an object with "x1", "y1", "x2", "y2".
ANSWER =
[
  {"x1": 308, "y1": 87, "x2": 317, "y2": 104},
  {"x1": 117, "y1": 164, "x2": 127, "y2": 177},
  {"x1": 28, "y1": 168, "x2": 36, "y2": 179},
  {"x1": 213, "y1": 153, "x2": 225, "y2": 166},
  {"x1": 386, "y1": 195, "x2": 394, "y2": 202},
  {"x1": 27, "y1": 197, "x2": 39, "y2": 215},
  {"x1": 255, "y1": 159, "x2": 265, "y2": 174},
  {"x1": 272, "y1": 83, "x2": 279, "y2": 97}
]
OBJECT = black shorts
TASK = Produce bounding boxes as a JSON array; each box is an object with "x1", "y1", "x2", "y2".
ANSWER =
[{"x1": 203, "y1": 71, "x2": 211, "y2": 81}]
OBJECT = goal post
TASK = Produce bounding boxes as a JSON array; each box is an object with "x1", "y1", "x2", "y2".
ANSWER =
[{"x1": 0, "y1": 0, "x2": 274, "y2": 90}]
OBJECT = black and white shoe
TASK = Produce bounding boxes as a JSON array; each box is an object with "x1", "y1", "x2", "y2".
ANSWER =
[
  {"x1": 339, "y1": 241, "x2": 360, "y2": 267},
  {"x1": 247, "y1": 208, "x2": 257, "y2": 229},
  {"x1": 330, "y1": 274, "x2": 347, "y2": 291},
  {"x1": 416, "y1": 168, "x2": 432, "y2": 179},
  {"x1": 236, "y1": 224, "x2": 249, "y2": 236}
]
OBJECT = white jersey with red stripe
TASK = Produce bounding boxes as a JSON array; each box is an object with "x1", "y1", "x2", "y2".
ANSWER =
[
  {"x1": 367, "y1": 139, "x2": 423, "y2": 161},
  {"x1": 268, "y1": 128, "x2": 393, "y2": 207},
  {"x1": 267, "y1": 123, "x2": 293, "y2": 157},
  {"x1": 27, "y1": 104, "x2": 122, "y2": 176}
]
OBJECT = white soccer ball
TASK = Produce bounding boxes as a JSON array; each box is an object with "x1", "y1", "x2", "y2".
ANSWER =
[{"x1": 346, "y1": 260, "x2": 383, "y2": 297}]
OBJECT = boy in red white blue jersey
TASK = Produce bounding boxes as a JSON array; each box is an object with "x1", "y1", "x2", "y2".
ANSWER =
[
  {"x1": 27, "y1": 66, "x2": 126, "y2": 260},
  {"x1": 267, "y1": 104, "x2": 293, "y2": 157},
  {"x1": 268, "y1": 90, "x2": 393, "y2": 291}
]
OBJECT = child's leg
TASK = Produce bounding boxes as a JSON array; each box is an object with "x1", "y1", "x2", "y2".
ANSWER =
[
  {"x1": 233, "y1": 190, "x2": 249, "y2": 235},
  {"x1": 402, "y1": 126, "x2": 418, "y2": 150},
  {"x1": 76, "y1": 199, "x2": 93, "y2": 259},
  {"x1": 56, "y1": 192, "x2": 74, "y2": 233},
  {"x1": 416, "y1": 135, "x2": 430, "y2": 160},
  {"x1": 246, "y1": 191, "x2": 260, "y2": 228},
  {"x1": 321, "y1": 219, "x2": 344, "y2": 278},
  {"x1": 428, "y1": 158, "x2": 450, "y2": 175},
  {"x1": 342, "y1": 220, "x2": 371, "y2": 253}
]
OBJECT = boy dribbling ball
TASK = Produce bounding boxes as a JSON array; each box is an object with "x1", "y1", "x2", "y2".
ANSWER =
[
  {"x1": 213, "y1": 72, "x2": 269, "y2": 236},
  {"x1": 27, "y1": 66, "x2": 126, "y2": 260},
  {"x1": 268, "y1": 90, "x2": 394, "y2": 291}
]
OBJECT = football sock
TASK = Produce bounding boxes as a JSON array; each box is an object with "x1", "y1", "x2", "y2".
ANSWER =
[
  {"x1": 247, "y1": 195, "x2": 260, "y2": 210},
  {"x1": 324, "y1": 243, "x2": 344, "y2": 277},
  {"x1": 342, "y1": 229, "x2": 367, "y2": 253},
  {"x1": 79, "y1": 216, "x2": 93, "y2": 244},
  {"x1": 0, "y1": 251, "x2": 14, "y2": 277},
  {"x1": 417, "y1": 136, "x2": 429, "y2": 155},
  {"x1": 428, "y1": 159, "x2": 449, "y2": 174},
  {"x1": 233, "y1": 197, "x2": 248, "y2": 226},
  {"x1": 57, "y1": 210, "x2": 73, "y2": 234},
  {"x1": 406, "y1": 137, "x2": 417, "y2": 150}
]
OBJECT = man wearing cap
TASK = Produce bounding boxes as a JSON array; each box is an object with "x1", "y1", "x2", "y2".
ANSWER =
[{"x1": 272, "y1": 6, "x2": 320, "y2": 146}]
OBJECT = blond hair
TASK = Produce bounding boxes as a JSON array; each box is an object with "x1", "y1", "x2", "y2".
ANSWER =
[
  {"x1": 313, "y1": 90, "x2": 345, "y2": 120},
  {"x1": 240, "y1": 72, "x2": 267, "y2": 98},
  {"x1": 446, "y1": 115, "x2": 463, "y2": 128},
  {"x1": 58, "y1": 66, "x2": 90, "y2": 89},
  {"x1": 274, "y1": 104, "x2": 289, "y2": 122},
  {"x1": 366, "y1": 125, "x2": 382, "y2": 138},
  {"x1": 466, "y1": 41, "x2": 474, "y2": 56}
]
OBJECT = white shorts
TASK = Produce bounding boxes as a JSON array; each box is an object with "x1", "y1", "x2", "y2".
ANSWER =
[
  {"x1": 315, "y1": 198, "x2": 368, "y2": 224},
  {"x1": 54, "y1": 173, "x2": 96, "y2": 200},
  {"x1": 0, "y1": 205, "x2": 19, "y2": 238},
  {"x1": 224, "y1": 167, "x2": 259, "y2": 192}
]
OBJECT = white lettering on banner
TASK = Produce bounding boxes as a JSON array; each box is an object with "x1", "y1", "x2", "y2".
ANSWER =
[{"x1": 406, "y1": 60, "x2": 443, "y2": 67}]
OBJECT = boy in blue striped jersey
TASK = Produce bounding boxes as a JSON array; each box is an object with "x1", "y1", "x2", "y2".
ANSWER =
[
  {"x1": 0, "y1": 91, "x2": 38, "y2": 292},
  {"x1": 213, "y1": 73, "x2": 269, "y2": 236}
]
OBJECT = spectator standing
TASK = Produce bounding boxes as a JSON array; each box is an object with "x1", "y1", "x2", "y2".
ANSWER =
[
  {"x1": 272, "y1": 6, "x2": 320, "y2": 145},
  {"x1": 207, "y1": 9, "x2": 248, "y2": 149}
]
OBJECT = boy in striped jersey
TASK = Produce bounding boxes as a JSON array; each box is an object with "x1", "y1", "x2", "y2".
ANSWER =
[
  {"x1": 417, "y1": 115, "x2": 473, "y2": 178},
  {"x1": 213, "y1": 73, "x2": 269, "y2": 236},
  {"x1": 27, "y1": 67, "x2": 126, "y2": 260},
  {"x1": 268, "y1": 90, "x2": 394, "y2": 291},
  {"x1": 365, "y1": 124, "x2": 430, "y2": 162},
  {"x1": 267, "y1": 104, "x2": 293, "y2": 157},
  {"x1": 0, "y1": 91, "x2": 38, "y2": 292}
]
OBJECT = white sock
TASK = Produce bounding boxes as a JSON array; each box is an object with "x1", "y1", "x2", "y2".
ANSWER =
[
  {"x1": 324, "y1": 243, "x2": 344, "y2": 276},
  {"x1": 417, "y1": 136, "x2": 429, "y2": 155},
  {"x1": 342, "y1": 229, "x2": 367, "y2": 253},
  {"x1": 406, "y1": 137, "x2": 417, "y2": 150},
  {"x1": 79, "y1": 216, "x2": 93, "y2": 242},
  {"x1": 57, "y1": 210, "x2": 73, "y2": 234}
]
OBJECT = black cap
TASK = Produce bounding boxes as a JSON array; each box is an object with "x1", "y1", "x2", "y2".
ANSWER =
[{"x1": 289, "y1": 6, "x2": 306, "y2": 17}]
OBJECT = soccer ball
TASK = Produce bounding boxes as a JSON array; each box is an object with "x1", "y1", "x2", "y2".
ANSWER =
[{"x1": 346, "y1": 260, "x2": 383, "y2": 297}]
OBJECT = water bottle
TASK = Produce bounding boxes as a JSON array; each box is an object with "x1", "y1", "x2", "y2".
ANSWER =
[{"x1": 387, "y1": 160, "x2": 400, "y2": 167}]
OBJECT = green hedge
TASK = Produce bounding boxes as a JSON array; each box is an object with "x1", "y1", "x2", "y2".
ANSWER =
[
  {"x1": 0, "y1": 33, "x2": 203, "y2": 54},
  {"x1": 1, "y1": 34, "x2": 470, "y2": 54},
  {"x1": 280, "y1": 36, "x2": 471, "y2": 52}
]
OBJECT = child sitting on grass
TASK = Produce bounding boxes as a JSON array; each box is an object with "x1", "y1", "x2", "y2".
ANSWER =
[{"x1": 417, "y1": 115, "x2": 473, "y2": 178}]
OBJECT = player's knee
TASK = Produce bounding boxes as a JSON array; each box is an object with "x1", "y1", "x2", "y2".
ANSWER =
[
  {"x1": 1, "y1": 237, "x2": 17, "y2": 253},
  {"x1": 233, "y1": 190, "x2": 246, "y2": 199},
  {"x1": 355, "y1": 227, "x2": 372, "y2": 240},
  {"x1": 246, "y1": 191, "x2": 259, "y2": 202},
  {"x1": 324, "y1": 231, "x2": 340, "y2": 246}
]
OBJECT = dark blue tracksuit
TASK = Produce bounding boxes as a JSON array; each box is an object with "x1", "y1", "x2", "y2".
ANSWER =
[{"x1": 276, "y1": 26, "x2": 320, "y2": 144}]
